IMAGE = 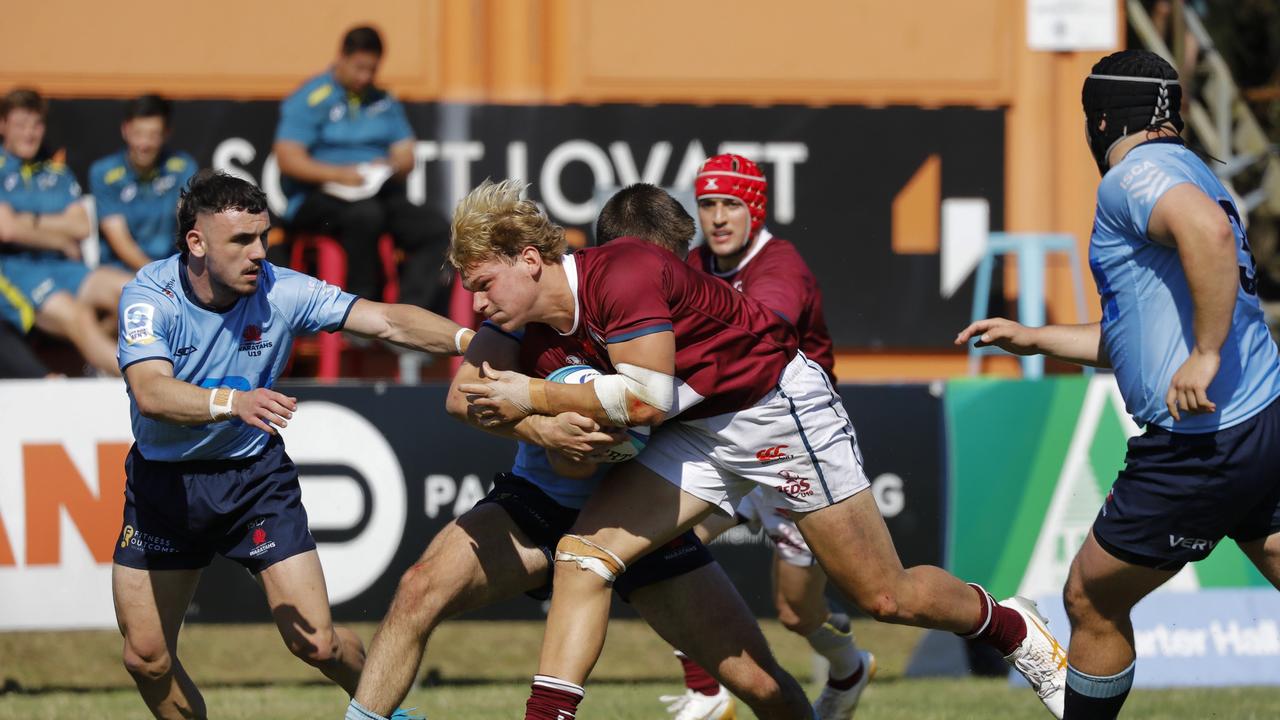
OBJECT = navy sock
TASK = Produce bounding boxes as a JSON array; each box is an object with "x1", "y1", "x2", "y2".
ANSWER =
[{"x1": 1064, "y1": 661, "x2": 1134, "y2": 720}]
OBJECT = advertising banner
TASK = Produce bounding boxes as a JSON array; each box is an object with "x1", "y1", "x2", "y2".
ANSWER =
[
  {"x1": 0, "y1": 380, "x2": 945, "y2": 628},
  {"x1": 44, "y1": 99, "x2": 1003, "y2": 348},
  {"x1": 1025, "y1": 590, "x2": 1280, "y2": 688},
  {"x1": 944, "y1": 375, "x2": 1277, "y2": 687},
  {"x1": 945, "y1": 375, "x2": 1270, "y2": 601}
]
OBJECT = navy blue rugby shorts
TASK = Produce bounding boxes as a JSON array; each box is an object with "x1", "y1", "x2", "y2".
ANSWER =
[
  {"x1": 1093, "y1": 397, "x2": 1280, "y2": 571},
  {"x1": 113, "y1": 436, "x2": 316, "y2": 574},
  {"x1": 476, "y1": 473, "x2": 715, "y2": 602}
]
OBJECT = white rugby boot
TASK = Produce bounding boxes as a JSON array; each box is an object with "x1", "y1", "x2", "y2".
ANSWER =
[
  {"x1": 812, "y1": 650, "x2": 877, "y2": 720},
  {"x1": 659, "y1": 685, "x2": 736, "y2": 720},
  {"x1": 1001, "y1": 596, "x2": 1067, "y2": 719}
]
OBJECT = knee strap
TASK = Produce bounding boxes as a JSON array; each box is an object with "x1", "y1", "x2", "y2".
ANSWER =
[{"x1": 554, "y1": 534, "x2": 627, "y2": 582}]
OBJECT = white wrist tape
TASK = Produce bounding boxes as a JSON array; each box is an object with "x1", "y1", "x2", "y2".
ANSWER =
[
  {"x1": 454, "y1": 327, "x2": 471, "y2": 355},
  {"x1": 592, "y1": 363, "x2": 675, "y2": 427},
  {"x1": 209, "y1": 387, "x2": 236, "y2": 422}
]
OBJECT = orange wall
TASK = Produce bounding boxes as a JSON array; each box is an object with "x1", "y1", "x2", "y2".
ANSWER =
[{"x1": 2, "y1": 0, "x2": 1123, "y2": 378}]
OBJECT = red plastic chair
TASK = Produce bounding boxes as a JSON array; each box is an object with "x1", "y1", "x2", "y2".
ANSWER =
[{"x1": 289, "y1": 233, "x2": 399, "y2": 381}]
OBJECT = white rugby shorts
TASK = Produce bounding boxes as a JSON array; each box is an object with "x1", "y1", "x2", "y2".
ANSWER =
[{"x1": 637, "y1": 352, "x2": 870, "y2": 517}]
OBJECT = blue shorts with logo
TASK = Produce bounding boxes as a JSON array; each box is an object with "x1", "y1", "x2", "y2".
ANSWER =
[
  {"x1": 476, "y1": 473, "x2": 715, "y2": 602},
  {"x1": 1094, "y1": 397, "x2": 1280, "y2": 571},
  {"x1": 113, "y1": 435, "x2": 316, "y2": 574},
  {"x1": 0, "y1": 254, "x2": 89, "y2": 307}
]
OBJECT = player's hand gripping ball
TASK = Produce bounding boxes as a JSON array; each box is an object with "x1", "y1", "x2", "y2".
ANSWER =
[{"x1": 546, "y1": 364, "x2": 650, "y2": 462}]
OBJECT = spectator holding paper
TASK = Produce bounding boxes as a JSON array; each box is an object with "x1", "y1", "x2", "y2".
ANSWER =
[{"x1": 274, "y1": 25, "x2": 448, "y2": 309}]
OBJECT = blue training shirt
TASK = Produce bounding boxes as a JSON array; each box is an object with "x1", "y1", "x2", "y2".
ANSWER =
[
  {"x1": 1090, "y1": 139, "x2": 1280, "y2": 431},
  {"x1": 274, "y1": 69, "x2": 414, "y2": 221},
  {"x1": 89, "y1": 149, "x2": 196, "y2": 264},
  {"x1": 117, "y1": 256, "x2": 357, "y2": 461},
  {"x1": 0, "y1": 149, "x2": 82, "y2": 261}
]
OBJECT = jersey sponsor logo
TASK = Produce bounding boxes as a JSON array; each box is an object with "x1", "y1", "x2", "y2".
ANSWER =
[
  {"x1": 165, "y1": 156, "x2": 188, "y2": 173},
  {"x1": 123, "y1": 302, "x2": 157, "y2": 345},
  {"x1": 755, "y1": 445, "x2": 790, "y2": 462},
  {"x1": 1120, "y1": 160, "x2": 1175, "y2": 204},
  {"x1": 174, "y1": 345, "x2": 198, "y2": 357},
  {"x1": 329, "y1": 104, "x2": 346, "y2": 123},
  {"x1": 104, "y1": 166, "x2": 126, "y2": 185},
  {"x1": 120, "y1": 183, "x2": 137, "y2": 203},
  {"x1": 776, "y1": 470, "x2": 814, "y2": 499},
  {"x1": 367, "y1": 97, "x2": 392, "y2": 115},
  {"x1": 2, "y1": 175, "x2": 15, "y2": 192},
  {"x1": 160, "y1": 279, "x2": 176, "y2": 299}
]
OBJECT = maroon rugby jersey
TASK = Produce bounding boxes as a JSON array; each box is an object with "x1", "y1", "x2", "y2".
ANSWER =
[
  {"x1": 687, "y1": 231, "x2": 835, "y2": 381},
  {"x1": 558, "y1": 237, "x2": 798, "y2": 420}
]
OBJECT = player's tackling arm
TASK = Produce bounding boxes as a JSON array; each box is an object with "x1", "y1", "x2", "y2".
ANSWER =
[
  {"x1": 460, "y1": 330, "x2": 677, "y2": 428},
  {"x1": 341, "y1": 298, "x2": 474, "y2": 356},
  {"x1": 124, "y1": 358, "x2": 297, "y2": 434},
  {"x1": 955, "y1": 318, "x2": 1111, "y2": 368},
  {"x1": 446, "y1": 326, "x2": 624, "y2": 459}
]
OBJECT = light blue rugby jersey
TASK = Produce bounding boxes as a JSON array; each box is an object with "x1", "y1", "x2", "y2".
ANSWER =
[
  {"x1": 1090, "y1": 138, "x2": 1280, "y2": 431},
  {"x1": 117, "y1": 256, "x2": 358, "y2": 461},
  {"x1": 483, "y1": 322, "x2": 604, "y2": 509}
]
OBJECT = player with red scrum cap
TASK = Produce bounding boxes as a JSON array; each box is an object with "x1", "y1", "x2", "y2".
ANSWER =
[{"x1": 659, "y1": 155, "x2": 867, "y2": 720}]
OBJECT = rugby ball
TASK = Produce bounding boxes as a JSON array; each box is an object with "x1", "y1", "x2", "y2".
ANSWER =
[{"x1": 546, "y1": 364, "x2": 650, "y2": 462}]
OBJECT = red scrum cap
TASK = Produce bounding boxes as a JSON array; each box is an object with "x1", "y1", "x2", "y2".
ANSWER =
[{"x1": 695, "y1": 154, "x2": 767, "y2": 236}]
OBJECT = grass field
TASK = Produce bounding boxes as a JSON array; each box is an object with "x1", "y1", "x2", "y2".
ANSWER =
[{"x1": 1, "y1": 619, "x2": 1276, "y2": 719}]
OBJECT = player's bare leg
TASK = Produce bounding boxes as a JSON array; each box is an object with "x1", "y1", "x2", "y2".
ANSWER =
[
  {"x1": 112, "y1": 564, "x2": 206, "y2": 720},
  {"x1": 1239, "y1": 531, "x2": 1280, "y2": 588},
  {"x1": 35, "y1": 290, "x2": 119, "y2": 375},
  {"x1": 1061, "y1": 531, "x2": 1176, "y2": 718},
  {"x1": 352, "y1": 503, "x2": 548, "y2": 716},
  {"x1": 259, "y1": 550, "x2": 365, "y2": 695},
  {"x1": 773, "y1": 557, "x2": 828, "y2": 635},
  {"x1": 527, "y1": 464, "x2": 810, "y2": 719},
  {"x1": 798, "y1": 489, "x2": 1065, "y2": 717},
  {"x1": 796, "y1": 489, "x2": 983, "y2": 630},
  {"x1": 79, "y1": 265, "x2": 131, "y2": 316},
  {"x1": 632, "y1": 561, "x2": 812, "y2": 719}
]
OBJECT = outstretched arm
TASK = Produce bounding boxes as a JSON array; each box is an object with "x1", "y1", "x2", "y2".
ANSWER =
[
  {"x1": 955, "y1": 318, "x2": 1110, "y2": 368},
  {"x1": 342, "y1": 298, "x2": 473, "y2": 356}
]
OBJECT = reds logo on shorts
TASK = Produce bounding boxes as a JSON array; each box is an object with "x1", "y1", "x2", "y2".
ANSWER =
[{"x1": 776, "y1": 470, "x2": 814, "y2": 499}]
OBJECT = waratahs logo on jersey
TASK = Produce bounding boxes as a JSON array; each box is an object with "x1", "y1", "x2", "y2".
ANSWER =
[{"x1": 238, "y1": 323, "x2": 273, "y2": 355}]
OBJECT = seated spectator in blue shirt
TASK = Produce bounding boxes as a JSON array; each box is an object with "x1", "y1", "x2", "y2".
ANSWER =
[
  {"x1": 274, "y1": 25, "x2": 449, "y2": 310},
  {"x1": 90, "y1": 95, "x2": 196, "y2": 271},
  {"x1": 0, "y1": 88, "x2": 130, "y2": 375}
]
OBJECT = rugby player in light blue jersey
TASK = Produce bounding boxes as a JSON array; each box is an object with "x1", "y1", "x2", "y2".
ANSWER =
[
  {"x1": 112, "y1": 169, "x2": 472, "y2": 720},
  {"x1": 958, "y1": 49, "x2": 1280, "y2": 720}
]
